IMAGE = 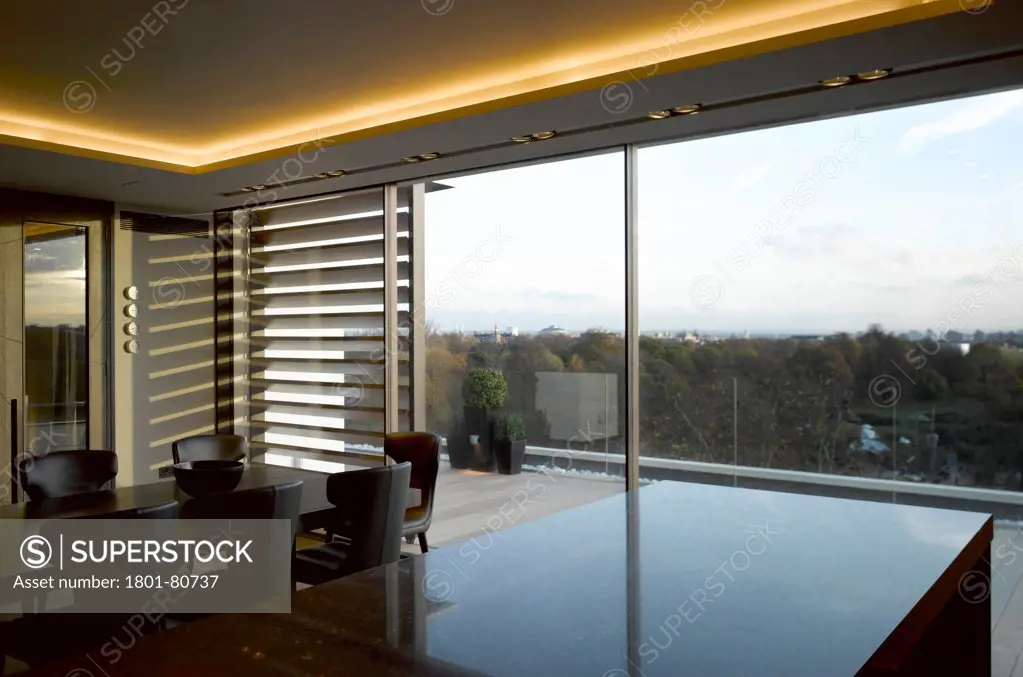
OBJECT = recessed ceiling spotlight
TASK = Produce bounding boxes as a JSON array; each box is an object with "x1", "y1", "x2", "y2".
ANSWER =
[
  {"x1": 855, "y1": 69, "x2": 890, "y2": 81},
  {"x1": 419, "y1": 152, "x2": 440, "y2": 160},
  {"x1": 531, "y1": 131, "x2": 557, "y2": 140},
  {"x1": 647, "y1": 110, "x2": 671, "y2": 119},
  {"x1": 403, "y1": 156, "x2": 421, "y2": 163},
  {"x1": 671, "y1": 104, "x2": 702, "y2": 115},
  {"x1": 240, "y1": 186, "x2": 256, "y2": 192},
  {"x1": 820, "y1": 76, "x2": 852, "y2": 88},
  {"x1": 327, "y1": 170, "x2": 346, "y2": 177},
  {"x1": 252, "y1": 184, "x2": 267, "y2": 190},
  {"x1": 315, "y1": 172, "x2": 332, "y2": 179},
  {"x1": 511, "y1": 136, "x2": 533, "y2": 143}
]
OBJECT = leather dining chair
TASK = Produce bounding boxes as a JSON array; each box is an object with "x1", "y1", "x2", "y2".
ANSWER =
[
  {"x1": 292, "y1": 462, "x2": 411, "y2": 587},
  {"x1": 172, "y1": 433, "x2": 247, "y2": 464},
  {"x1": 4, "y1": 500, "x2": 179, "y2": 669},
  {"x1": 18, "y1": 449, "x2": 117, "y2": 501},
  {"x1": 181, "y1": 480, "x2": 303, "y2": 537},
  {"x1": 174, "y1": 482, "x2": 303, "y2": 623},
  {"x1": 384, "y1": 432, "x2": 441, "y2": 553}
]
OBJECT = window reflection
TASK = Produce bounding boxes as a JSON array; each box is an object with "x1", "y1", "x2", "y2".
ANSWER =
[{"x1": 23, "y1": 222, "x2": 88, "y2": 453}]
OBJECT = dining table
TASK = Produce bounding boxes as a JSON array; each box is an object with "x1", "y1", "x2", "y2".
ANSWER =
[
  {"x1": 0, "y1": 461, "x2": 421, "y2": 531},
  {"x1": 7, "y1": 480, "x2": 993, "y2": 677}
]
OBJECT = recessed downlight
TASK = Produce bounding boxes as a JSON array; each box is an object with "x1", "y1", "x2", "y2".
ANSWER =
[
  {"x1": 240, "y1": 186, "x2": 256, "y2": 192},
  {"x1": 252, "y1": 184, "x2": 267, "y2": 190},
  {"x1": 403, "y1": 156, "x2": 421, "y2": 163},
  {"x1": 671, "y1": 104, "x2": 702, "y2": 115},
  {"x1": 327, "y1": 170, "x2": 346, "y2": 177},
  {"x1": 532, "y1": 130, "x2": 557, "y2": 140},
  {"x1": 315, "y1": 172, "x2": 331, "y2": 179},
  {"x1": 855, "y1": 69, "x2": 890, "y2": 81},
  {"x1": 511, "y1": 136, "x2": 533, "y2": 143},
  {"x1": 820, "y1": 76, "x2": 852, "y2": 88},
  {"x1": 647, "y1": 110, "x2": 671, "y2": 119},
  {"x1": 419, "y1": 152, "x2": 440, "y2": 160}
]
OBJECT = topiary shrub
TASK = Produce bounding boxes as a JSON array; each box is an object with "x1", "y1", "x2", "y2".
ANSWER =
[{"x1": 462, "y1": 368, "x2": 509, "y2": 410}]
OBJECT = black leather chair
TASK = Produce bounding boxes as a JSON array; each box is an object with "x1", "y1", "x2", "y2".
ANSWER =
[
  {"x1": 172, "y1": 434, "x2": 246, "y2": 464},
  {"x1": 173, "y1": 482, "x2": 303, "y2": 622},
  {"x1": 87, "y1": 500, "x2": 180, "y2": 520},
  {"x1": 18, "y1": 449, "x2": 117, "y2": 501},
  {"x1": 181, "y1": 480, "x2": 303, "y2": 536},
  {"x1": 3, "y1": 501, "x2": 179, "y2": 668},
  {"x1": 385, "y1": 432, "x2": 441, "y2": 553},
  {"x1": 293, "y1": 463, "x2": 411, "y2": 586}
]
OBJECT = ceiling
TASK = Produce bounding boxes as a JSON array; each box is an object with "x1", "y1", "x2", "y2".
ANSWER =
[{"x1": 0, "y1": 0, "x2": 1021, "y2": 214}]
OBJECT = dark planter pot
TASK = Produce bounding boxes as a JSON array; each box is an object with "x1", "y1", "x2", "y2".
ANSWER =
[
  {"x1": 447, "y1": 435, "x2": 472, "y2": 469},
  {"x1": 495, "y1": 440, "x2": 526, "y2": 475},
  {"x1": 463, "y1": 406, "x2": 495, "y2": 472}
]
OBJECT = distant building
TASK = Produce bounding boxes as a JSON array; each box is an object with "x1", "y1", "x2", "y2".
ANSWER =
[
  {"x1": 538, "y1": 325, "x2": 570, "y2": 336},
  {"x1": 473, "y1": 321, "x2": 515, "y2": 344}
]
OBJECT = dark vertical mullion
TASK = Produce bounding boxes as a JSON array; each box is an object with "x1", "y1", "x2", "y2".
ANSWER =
[
  {"x1": 625, "y1": 145, "x2": 640, "y2": 491},
  {"x1": 213, "y1": 212, "x2": 235, "y2": 434},
  {"x1": 383, "y1": 185, "x2": 400, "y2": 435}
]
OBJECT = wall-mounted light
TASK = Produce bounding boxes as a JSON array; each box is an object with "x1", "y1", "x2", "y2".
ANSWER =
[
  {"x1": 819, "y1": 76, "x2": 852, "y2": 88},
  {"x1": 855, "y1": 69, "x2": 890, "y2": 81},
  {"x1": 671, "y1": 104, "x2": 702, "y2": 115}
]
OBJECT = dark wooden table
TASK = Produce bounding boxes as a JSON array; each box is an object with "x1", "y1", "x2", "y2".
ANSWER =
[
  {"x1": 0, "y1": 462, "x2": 419, "y2": 532},
  {"x1": 12, "y1": 481, "x2": 992, "y2": 677}
]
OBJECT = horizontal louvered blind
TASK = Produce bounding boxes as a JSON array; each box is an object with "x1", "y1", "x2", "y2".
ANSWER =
[{"x1": 243, "y1": 190, "x2": 411, "y2": 463}]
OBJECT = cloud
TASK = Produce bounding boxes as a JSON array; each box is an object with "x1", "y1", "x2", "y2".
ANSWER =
[
  {"x1": 734, "y1": 161, "x2": 774, "y2": 190},
  {"x1": 900, "y1": 89, "x2": 1023, "y2": 153}
]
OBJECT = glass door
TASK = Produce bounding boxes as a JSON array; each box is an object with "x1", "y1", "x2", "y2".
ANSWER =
[{"x1": 0, "y1": 222, "x2": 89, "y2": 503}]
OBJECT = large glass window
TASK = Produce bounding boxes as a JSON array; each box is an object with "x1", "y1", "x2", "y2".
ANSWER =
[
  {"x1": 638, "y1": 87, "x2": 1023, "y2": 492},
  {"x1": 23, "y1": 222, "x2": 88, "y2": 452},
  {"x1": 423, "y1": 151, "x2": 626, "y2": 547}
]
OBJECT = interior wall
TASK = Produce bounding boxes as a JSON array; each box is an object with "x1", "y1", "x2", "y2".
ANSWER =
[
  {"x1": 0, "y1": 187, "x2": 112, "y2": 502},
  {"x1": 113, "y1": 205, "x2": 215, "y2": 486}
]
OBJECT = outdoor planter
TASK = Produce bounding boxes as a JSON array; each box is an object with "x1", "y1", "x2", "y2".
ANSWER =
[
  {"x1": 495, "y1": 439, "x2": 526, "y2": 475},
  {"x1": 494, "y1": 412, "x2": 526, "y2": 475},
  {"x1": 447, "y1": 433, "x2": 473, "y2": 469},
  {"x1": 460, "y1": 368, "x2": 508, "y2": 473}
]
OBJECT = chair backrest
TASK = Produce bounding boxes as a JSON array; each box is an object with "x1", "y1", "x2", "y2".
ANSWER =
[
  {"x1": 180, "y1": 480, "x2": 303, "y2": 540},
  {"x1": 85, "y1": 500, "x2": 180, "y2": 520},
  {"x1": 19, "y1": 449, "x2": 118, "y2": 501},
  {"x1": 325, "y1": 463, "x2": 411, "y2": 571},
  {"x1": 172, "y1": 434, "x2": 247, "y2": 464},
  {"x1": 384, "y1": 432, "x2": 440, "y2": 527}
]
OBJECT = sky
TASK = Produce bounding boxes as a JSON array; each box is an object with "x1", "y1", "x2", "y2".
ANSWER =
[
  {"x1": 423, "y1": 86, "x2": 1023, "y2": 335},
  {"x1": 23, "y1": 233, "x2": 88, "y2": 327}
]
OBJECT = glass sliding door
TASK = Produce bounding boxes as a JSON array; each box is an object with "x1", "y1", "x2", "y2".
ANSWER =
[
  {"x1": 23, "y1": 222, "x2": 89, "y2": 453},
  {"x1": 0, "y1": 221, "x2": 89, "y2": 503},
  {"x1": 419, "y1": 150, "x2": 627, "y2": 547}
]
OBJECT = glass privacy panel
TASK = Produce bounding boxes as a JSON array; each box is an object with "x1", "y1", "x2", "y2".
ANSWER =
[{"x1": 23, "y1": 222, "x2": 88, "y2": 453}]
